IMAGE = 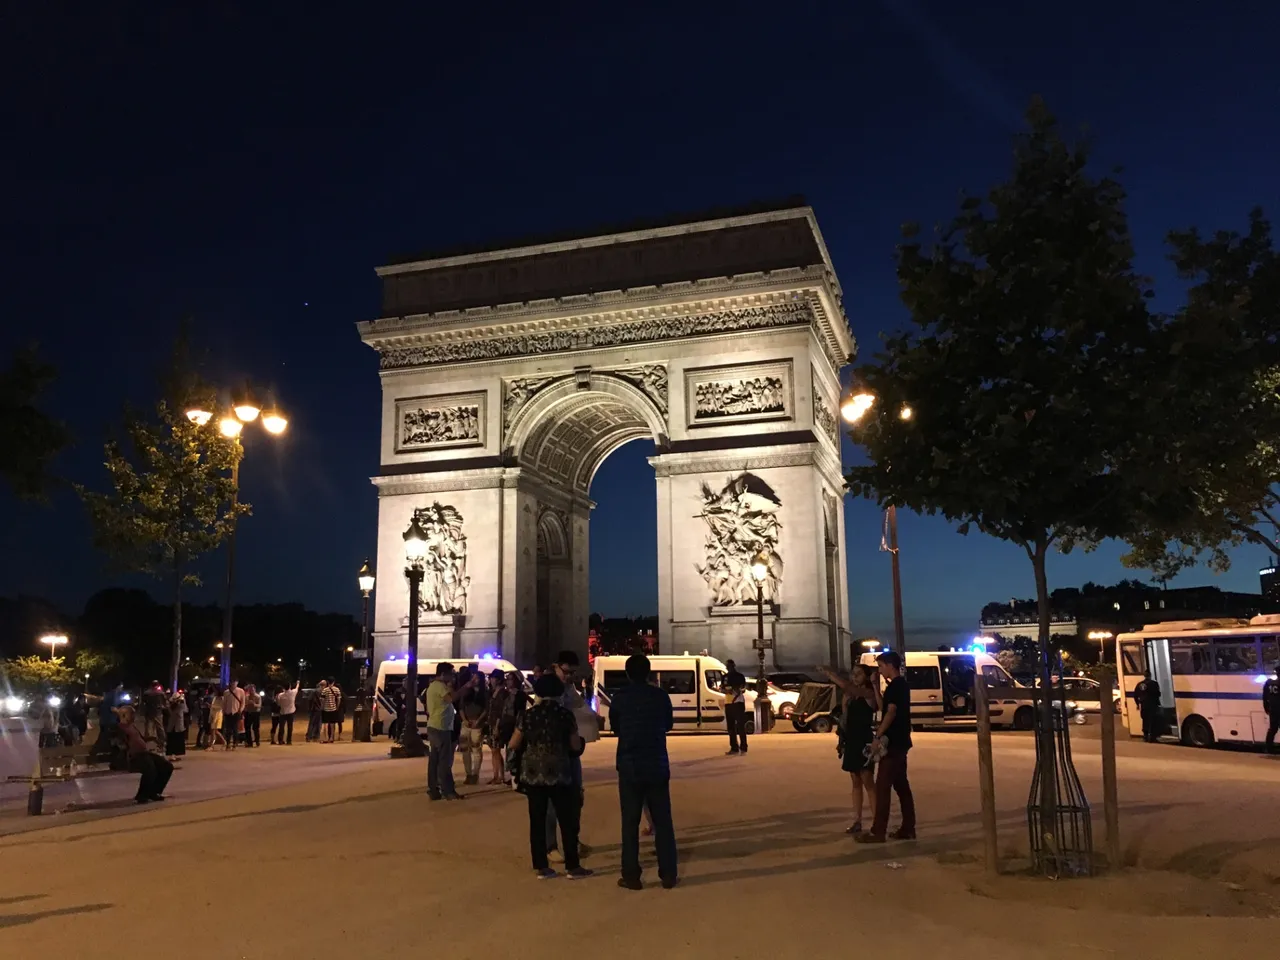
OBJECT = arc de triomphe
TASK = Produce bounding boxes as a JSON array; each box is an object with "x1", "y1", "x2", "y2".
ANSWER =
[{"x1": 359, "y1": 202, "x2": 856, "y2": 671}]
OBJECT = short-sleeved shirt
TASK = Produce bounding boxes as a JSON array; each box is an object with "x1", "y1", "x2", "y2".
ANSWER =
[
  {"x1": 319, "y1": 685, "x2": 341, "y2": 712},
  {"x1": 610, "y1": 680, "x2": 674, "y2": 782},
  {"x1": 723, "y1": 670, "x2": 747, "y2": 705},
  {"x1": 517, "y1": 702, "x2": 577, "y2": 787},
  {"x1": 426, "y1": 679, "x2": 455, "y2": 731},
  {"x1": 881, "y1": 676, "x2": 912, "y2": 752}
]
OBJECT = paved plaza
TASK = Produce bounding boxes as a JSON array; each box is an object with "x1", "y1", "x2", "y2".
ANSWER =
[{"x1": 2, "y1": 729, "x2": 1278, "y2": 958}]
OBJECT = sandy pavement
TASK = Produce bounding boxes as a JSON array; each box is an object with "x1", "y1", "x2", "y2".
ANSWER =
[{"x1": 1, "y1": 729, "x2": 1278, "y2": 959}]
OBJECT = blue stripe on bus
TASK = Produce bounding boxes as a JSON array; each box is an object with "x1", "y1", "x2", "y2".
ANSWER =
[{"x1": 1127, "y1": 690, "x2": 1263, "y2": 701}]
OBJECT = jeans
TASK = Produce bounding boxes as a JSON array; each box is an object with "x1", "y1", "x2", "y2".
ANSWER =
[
  {"x1": 223, "y1": 713, "x2": 241, "y2": 746},
  {"x1": 278, "y1": 714, "x2": 295, "y2": 744},
  {"x1": 725, "y1": 701, "x2": 748, "y2": 752},
  {"x1": 269, "y1": 715, "x2": 281, "y2": 743},
  {"x1": 619, "y1": 777, "x2": 678, "y2": 883},
  {"x1": 427, "y1": 728, "x2": 457, "y2": 798},
  {"x1": 306, "y1": 712, "x2": 321, "y2": 742},
  {"x1": 871, "y1": 749, "x2": 916, "y2": 838},
  {"x1": 1267, "y1": 714, "x2": 1279, "y2": 753},
  {"x1": 129, "y1": 752, "x2": 174, "y2": 800},
  {"x1": 547, "y1": 754, "x2": 583, "y2": 850},
  {"x1": 459, "y1": 725, "x2": 484, "y2": 780},
  {"x1": 528, "y1": 785, "x2": 581, "y2": 871},
  {"x1": 244, "y1": 712, "x2": 260, "y2": 746}
]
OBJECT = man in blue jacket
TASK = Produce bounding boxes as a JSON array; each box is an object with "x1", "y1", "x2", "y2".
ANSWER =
[{"x1": 609, "y1": 654, "x2": 678, "y2": 890}]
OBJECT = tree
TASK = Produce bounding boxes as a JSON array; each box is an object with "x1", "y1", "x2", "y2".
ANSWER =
[
  {"x1": 74, "y1": 646, "x2": 123, "y2": 685},
  {"x1": 1, "y1": 655, "x2": 74, "y2": 694},
  {"x1": 1121, "y1": 210, "x2": 1280, "y2": 580},
  {"x1": 0, "y1": 345, "x2": 70, "y2": 500},
  {"x1": 77, "y1": 334, "x2": 245, "y2": 691},
  {"x1": 845, "y1": 102, "x2": 1171, "y2": 857}
]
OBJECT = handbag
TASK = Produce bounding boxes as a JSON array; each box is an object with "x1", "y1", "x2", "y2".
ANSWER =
[{"x1": 237, "y1": 714, "x2": 246, "y2": 734}]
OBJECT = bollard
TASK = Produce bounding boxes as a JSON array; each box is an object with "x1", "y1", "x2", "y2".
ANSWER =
[
  {"x1": 27, "y1": 780, "x2": 44, "y2": 816},
  {"x1": 974, "y1": 676, "x2": 999, "y2": 874},
  {"x1": 1098, "y1": 666, "x2": 1121, "y2": 869}
]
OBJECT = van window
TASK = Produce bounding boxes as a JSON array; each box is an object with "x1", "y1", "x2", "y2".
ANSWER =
[
  {"x1": 981, "y1": 664, "x2": 1012, "y2": 688},
  {"x1": 704, "y1": 670, "x2": 724, "y2": 692},
  {"x1": 904, "y1": 666, "x2": 940, "y2": 690},
  {"x1": 656, "y1": 670, "x2": 695, "y2": 695},
  {"x1": 1119, "y1": 642, "x2": 1146, "y2": 676},
  {"x1": 602, "y1": 670, "x2": 631, "y2": 691}
]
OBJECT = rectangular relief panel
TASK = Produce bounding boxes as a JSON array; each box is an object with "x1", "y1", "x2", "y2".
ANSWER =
[
  {"x1": 395, "y1": 391, "x2": 487, "y2": 452},
  {"x1": 684, "y1": 359, "x2": 793, "y2": 429}
]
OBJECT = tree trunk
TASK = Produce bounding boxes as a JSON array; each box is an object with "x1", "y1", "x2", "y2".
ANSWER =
[
  {"x1": 171, "y1": 560, "x2": 183, "y2": 692},
  {"x1": 1031, "y1": 537, "x2": 1059, "y2": 843}
]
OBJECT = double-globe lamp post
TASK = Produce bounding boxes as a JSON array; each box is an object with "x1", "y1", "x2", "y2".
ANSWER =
[
  {"x1": 391, "y1": 516, "x2": 428, "y2": 759},
  {"x1": 358, "y1": 559, "x2": 376, "y2": 690},
  {"x1": 187, "y1": 390, "x2": 287, "y2": 686},
  {"x1": 841, "y1": 381, "x2": 912, "y2": 660}
]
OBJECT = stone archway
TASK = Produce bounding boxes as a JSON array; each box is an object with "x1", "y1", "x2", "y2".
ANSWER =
[{"x1": 363, "y1": 202, "x2": 856, "y2": 671}]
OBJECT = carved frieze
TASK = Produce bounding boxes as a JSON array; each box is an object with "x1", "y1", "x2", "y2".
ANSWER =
[
  {"x1": 395, "y1": 392, "x2": 486, "y2": 451},
  {"x1": 812, "y1": 372, "x2": 838, "y2": 447},
  {"x1": 609, "y1": 364, "x2": 668, "y2": 416},
  {"x1": 695, "y1": 473, "x2": 783, "y2": 606},
  {"x1": 379, "y1": 302, "x2": 814, "y2": 369},
  {"x1": 684, "y1": 359, "x2": 793, "y2": 428},
  {"x1": 411, "y1": 502, "x2": 470, "y2": 615},
  {"x1": 503, "y1": 376, "x2": 558, "y2": 428}
]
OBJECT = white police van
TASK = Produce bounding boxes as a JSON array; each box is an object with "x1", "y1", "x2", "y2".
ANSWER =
[
  {"x1": 594, "y1": 653, "x2": 771, "y2": 734},
  {"x1": 372, "y1": 655, "x2": 525, "y2": 739}
]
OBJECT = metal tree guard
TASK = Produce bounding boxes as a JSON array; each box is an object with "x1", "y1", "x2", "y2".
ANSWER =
[{"x1": 1026, "y1": 654, "x2": 1093, "y2": 878}]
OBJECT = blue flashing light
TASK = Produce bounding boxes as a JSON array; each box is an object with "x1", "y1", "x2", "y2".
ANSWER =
[{"x1": 1254, "y1": 674, "x2": 1268, "y2": 684}]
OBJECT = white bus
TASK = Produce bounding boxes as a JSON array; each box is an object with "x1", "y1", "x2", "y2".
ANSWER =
[
  {"x1": 1115, "y1": 617, "x2": 1280, "y2": 747},
  {"x1": 371, "y1": 656, "x2": 526, "y2": 739}
]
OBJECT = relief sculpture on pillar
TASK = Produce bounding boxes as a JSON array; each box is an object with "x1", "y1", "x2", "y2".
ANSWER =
[
  {"x1": 695, "y1": 473, "x2": 783, "y2": 606},
  {"x1": 609, "y1": 364, "x2": 668, "y2": 416},
  {"x1": 412, "y1": 502, "x2": 470, "y2": 615}
]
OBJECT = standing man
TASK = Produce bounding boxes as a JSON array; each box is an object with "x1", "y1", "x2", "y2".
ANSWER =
[
  {"x1": 221, "y1": 679, "x2": 246, "y2": 751},
  {"x1": 320, "y1": 677, "x2": 342, "y2": 743},
  {"x1": 856, "y1": 650, "x2": 916, "y2": 844},
  {"x1": 723, "y1": 659, "x2": 749, "y2": 755},
  {"x1": 276, "y1": 680, "x2": 299, "y2": 745},
  {"x1": 610, "y1": 654, "x2": 678, "y2": 890},
  {"x1": 546, "y1": 650, "x2": 597, "y2": 863},
  {"x1": 457, "y1": 669, "x2": 489, "y2": 785},
  {"x1": 426, "y1": 663, "x2": 477, "y2": 801},
  {"x1": 1262, "y1": 665, "x2": 1280, "y2": 755},
  {"x1": 1134, "y1": 670, "x2": 1162, "y2": 743}
]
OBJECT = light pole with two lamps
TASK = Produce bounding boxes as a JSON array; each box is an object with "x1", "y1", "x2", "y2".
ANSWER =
[
  {"x1": 39, "y1": 634, "x2": 68, "y2": 661},
  {"x1": 841, "y1": 382, "x2": 913, "y2": 660},
  {"x1": 358, "y1": 559, "x2": 376, "y2": 689},
  {"x1": 391, "y1": 516, "x2": 428, "y2": 759},
  {"x1": 186, "y1": 389, "x2": 287, "y2": 686}
]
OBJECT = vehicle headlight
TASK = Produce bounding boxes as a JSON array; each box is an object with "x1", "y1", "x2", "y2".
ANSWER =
[
  {"x1": 3, "y1": 696, "x2": 25, "y2": 714},
  {"x1": 48, "y1": 695, "x2": 63, "y2": 708}
]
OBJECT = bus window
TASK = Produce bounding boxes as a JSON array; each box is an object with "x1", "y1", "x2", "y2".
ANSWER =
[
  {"x1": 1213, "y1": 641, "x2": 1259, "y2": 673},
  {"x1": 1120, "y1": 642, "x2": 1146, "y2": 675},
  {"x1": 656, "y1": 671, "x2": 695, "y2": 695},
  {"x1": 704, "y1": 670, "x2": 725, "y2": 692},
  {"x1": 1170, "y1": 641, "x2": 1212, "y2": 674},
  {"x1": 1263, "y1": 642, "x2": 1279, "y2": 673},
  {"x1": 905, "y1": 666, "x2": 940, "y2": 689},
  {"x1": 602, "y1": 670, "x2": 631, "y2": 690}
]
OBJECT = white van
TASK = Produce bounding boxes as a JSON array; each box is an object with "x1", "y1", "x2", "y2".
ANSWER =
[
  {"x1": 857, "y1": 650, "x2": 1036, "y2": 730},
  {"x1": 372, "y1": 656, "x2": 525, "y2": 739},
  {"x1": 594, "y1": 653, "x2": 773, "y2": 735}
]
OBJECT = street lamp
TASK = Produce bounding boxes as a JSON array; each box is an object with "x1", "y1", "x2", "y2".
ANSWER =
[
  {"x1": 358, "y1": 558, "x2": 375, "y2": 690},
  {"x1": 39, "y1": 634, "x2": 68, "y2": 660},
  {"x1": 190, "y1": 386, "x2": 287, "y2": 686},
  {"x1": 392, "y1": 515, "x2": 429, "y2": 758},
  {"x1": 750, "y1": 552, "x2": 772, "y2": 731},
  {"x1": 841, "y1": 380, "x2": 908, "y2": 660}
]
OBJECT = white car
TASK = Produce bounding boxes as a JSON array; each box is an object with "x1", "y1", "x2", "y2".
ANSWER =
[{"x1": 745, "y1": 683, "x2": 800, "y2": 719}]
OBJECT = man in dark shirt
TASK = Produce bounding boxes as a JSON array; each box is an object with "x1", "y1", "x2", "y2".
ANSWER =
[
  {"x1": 1134, "y1": 671, "x2": 1162, "y2": 742},
  {"x1": 1262, "y1": 666, "x2": 1279, "y2": 755},
  {"x1": 609, "y1": 654, "x2": 678, "y2": 890},
  {"x1": 857, "y1": 651, "x2": 917, "y2": 843},
  {"x1": 723, "y1": 659, "x2": 749, "y2": 755}
]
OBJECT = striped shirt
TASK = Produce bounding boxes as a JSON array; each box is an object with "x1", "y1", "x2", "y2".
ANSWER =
[{"x1": 319, "y1": 685, "x2": 341, "y2": 712}]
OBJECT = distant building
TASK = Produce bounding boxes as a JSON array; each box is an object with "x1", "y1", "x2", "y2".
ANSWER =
[{"x1": 1261, "y1": 561, "x2": 1280, "y2": 603}]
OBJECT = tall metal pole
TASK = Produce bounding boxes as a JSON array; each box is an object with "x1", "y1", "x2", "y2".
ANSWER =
[
  {"x1": 360, "y1": 591, "x2": 370, "y2": 690},
  {"x1": 395, "y1": 566, "x2": 426, "y2": 758},
  {"x1": 220, "y1": 453, "x2": 241, "y2": 687},
  {"x1": 887, "y1": 504, "x2": 906, "y2": 658},
  {"x1": 756, "y1": 579, "x2": 766, "y2": 695}
]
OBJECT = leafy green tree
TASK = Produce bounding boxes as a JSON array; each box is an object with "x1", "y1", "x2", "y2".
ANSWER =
[
  {"x1": 74, "y1": 646, "x2": 123, "y2": 685},
  {"x1": 77, "y1": 335, "x2": 245, "y2": 691},
  {"x1": 1, "y1": 655, "x2": 74, "y2": 694},
  {"x1": 1121, "y1": 210, "x2": 1280, "y2": 580},
  {"x1": 0, "y1": 345, "x2": 70, "y2": 500}
]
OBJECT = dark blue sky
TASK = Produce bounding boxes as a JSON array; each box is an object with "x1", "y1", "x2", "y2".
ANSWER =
[{"x1": 2, "y1": 2, "x2": 1277, "y2": 650}]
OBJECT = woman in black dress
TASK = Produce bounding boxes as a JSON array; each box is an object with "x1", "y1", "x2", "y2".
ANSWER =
[{"x1": 821, "y1": 663, "x2": 880, "y2": 835}]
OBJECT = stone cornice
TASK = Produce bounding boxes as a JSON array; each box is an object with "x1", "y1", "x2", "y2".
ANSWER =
[
  {"x1": 371, "y1": 469, "x2": 506, "y2": 497},
  {"x1": 358, "y1": 273, "x2": 853, "y2": 373}
]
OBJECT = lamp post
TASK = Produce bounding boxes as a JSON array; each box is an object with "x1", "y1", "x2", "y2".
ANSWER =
[
  {"x1": 392, "y1": 516, "x2": 428, "y2": 759},
  {"x1": 841, "y1": 382, "x2": 910, "y2": 659},
  {"x1": 189, "y1": 388, "x2": 287, "y2": 687},
  {"x1": 358, "y1": 559, "x2": 375, "y2": 690},
  {"x1": 750, "y1": 553, "x2": 773, "y2": 731},
  {"x1": 39, "y1": 634, "x2": 68, "y2": 660}
]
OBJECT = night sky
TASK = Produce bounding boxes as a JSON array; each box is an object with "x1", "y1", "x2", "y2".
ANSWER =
[{"x1": 2, "y1": 3, "x2": 1277, "y2": 650}]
